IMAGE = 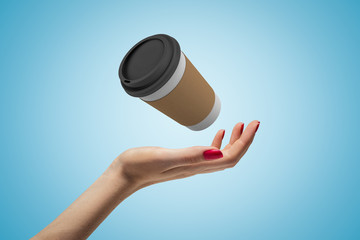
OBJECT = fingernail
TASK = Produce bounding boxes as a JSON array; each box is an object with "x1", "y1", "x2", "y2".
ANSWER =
[
  {"x1": 221, "y1": 130, "x2": 225, "y2": 140},
  {"x1": 255, "y1": 122, "x2": 260, "y2": 133},
  {"x1": 240, "y1": 123, "x2": 244, "y2": 134},
  {"x1": 203, "y1": 149, "x2": 223, "y2": 160}
]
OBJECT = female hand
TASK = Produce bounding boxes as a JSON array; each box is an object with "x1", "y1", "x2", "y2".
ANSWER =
[
  {"x1": 32, "y1": 121, "x2": 260, "y2": 240},
  {"x1": 105, "y1": 120, "x2": 260, "y2": 190}
]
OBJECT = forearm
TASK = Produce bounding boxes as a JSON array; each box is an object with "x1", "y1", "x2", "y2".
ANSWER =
[
  {"x1": 32, "y1": 172, "x2": 137, "y2": 240},
  {"x1": 31, "y1": 121, "x2": 259, "y2": 239}
]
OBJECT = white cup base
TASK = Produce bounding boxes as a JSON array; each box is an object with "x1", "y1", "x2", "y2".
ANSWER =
[{"x1": 186, "y1": 94, "x2": 221, "y2": 131}]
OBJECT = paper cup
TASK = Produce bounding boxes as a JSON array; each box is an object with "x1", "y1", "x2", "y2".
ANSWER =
[{"x1": 119, "y1": 34, "x2": 220, "y2": 131}]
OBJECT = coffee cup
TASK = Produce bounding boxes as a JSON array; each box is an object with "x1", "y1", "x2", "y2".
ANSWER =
[{"x1": 119, "y1": 34, "x2": 220, "y2": 131}]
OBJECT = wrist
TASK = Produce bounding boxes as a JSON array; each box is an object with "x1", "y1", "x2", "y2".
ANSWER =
[{"x1": 102, "y1": 162, "x2": 141, "y2": 195}]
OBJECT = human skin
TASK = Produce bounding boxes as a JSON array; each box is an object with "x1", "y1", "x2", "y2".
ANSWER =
[{"x1": 31, "y1": 120, "x2": 260, "y2": 240}]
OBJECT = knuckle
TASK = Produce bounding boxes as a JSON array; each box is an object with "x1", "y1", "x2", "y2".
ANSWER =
[{"x1": 238, "y1": 140, "x2": 247, "y2": 148}]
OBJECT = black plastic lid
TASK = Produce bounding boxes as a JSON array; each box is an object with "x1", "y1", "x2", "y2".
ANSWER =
[{"x1": 119, "y1": 34, "x2": 181, "y2": 97}]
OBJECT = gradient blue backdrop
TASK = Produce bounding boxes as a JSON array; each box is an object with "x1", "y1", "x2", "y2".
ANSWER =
[{"x1": 1, "y1": 0, "x2": 359, "y2": 239}]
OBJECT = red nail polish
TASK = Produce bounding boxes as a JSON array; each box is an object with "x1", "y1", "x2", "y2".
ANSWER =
[
  {"x1": 203, "y1": 149, "x2": 223, "y2": 160},
  {"x1": 240, "y1": 124, "x2": 244, "y2": 134},
  {"x1": 255, "y1": 122, "x2": 260, "y2": 133},
  {"x1": 221, "y1": 130, "x2": 225, "y2": 140}
]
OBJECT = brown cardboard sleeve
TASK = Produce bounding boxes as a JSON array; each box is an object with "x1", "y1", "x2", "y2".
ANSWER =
[{"x1": 143, "y1": 54, "x2": 215, "y2": 126}]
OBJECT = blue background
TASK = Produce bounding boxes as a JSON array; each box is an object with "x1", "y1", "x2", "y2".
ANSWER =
[{"x1": 0, "y1": 0, "x2": 359, "y2": 239}]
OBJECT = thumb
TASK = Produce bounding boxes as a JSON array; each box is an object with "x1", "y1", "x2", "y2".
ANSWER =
[{"x1": 168, "y1": 146, "x2": 224, "y2": 167}]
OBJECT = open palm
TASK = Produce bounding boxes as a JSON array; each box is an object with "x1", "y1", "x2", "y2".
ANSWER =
[{"x1": 107, "y1": 120, "x2": 260, "y2": 189}]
